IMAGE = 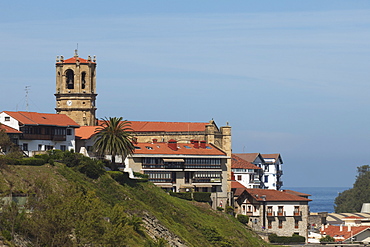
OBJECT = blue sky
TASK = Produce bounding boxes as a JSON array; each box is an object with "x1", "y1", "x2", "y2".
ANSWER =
[{"x1": 1, "y1": 1, "x2": 370, "y2": 187}]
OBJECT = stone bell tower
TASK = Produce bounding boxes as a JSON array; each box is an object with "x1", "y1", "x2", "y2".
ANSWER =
[{"x1": 55, "y1": 50, "x2": 97, "y2": 126}]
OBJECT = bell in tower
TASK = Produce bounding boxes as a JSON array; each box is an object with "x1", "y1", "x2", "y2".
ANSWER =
[{"x1": 55, "y1": 50, "x2": 98, "y2": 126}]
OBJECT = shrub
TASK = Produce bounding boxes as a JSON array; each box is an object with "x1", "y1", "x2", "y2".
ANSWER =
[
  {"x1": 169, "y1": 192, "x2": 192, "y2": 201},
  {"x1": 225, "y1": 206, "x2": 234, "y2": 215},
  {"x1": 320, "y1": 235, "x2": 335, "y2": 243},
  {"x1": 108, "y1": 171, "x2": 130, "y2": 184},
  {"x1": 237, "y1": 214, "x2": 249, "y2": 224},
  {"x1": 217, "y1": 206, "x2": 224, "y2": 211},
  {"x1": 268, "y1": 233, "x2": 305, "y2": 244},
  {"x1": 193, "y1": 192, "x2": 211, "y2": 202},
  {"x1": 15, "y1": 158, "x2": 46, "y2": 166}
]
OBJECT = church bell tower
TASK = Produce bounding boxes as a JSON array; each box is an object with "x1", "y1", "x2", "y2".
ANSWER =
[{"x1": 55, "y1": 50, "x2": 97, "y2": 126}]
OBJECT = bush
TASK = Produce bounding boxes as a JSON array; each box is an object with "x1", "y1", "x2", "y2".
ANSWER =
[
  {"x1": 225, "y1": 206, "x2": 234, "y2": 215},
  {"x1": 237, "y1": 214, "x2": 249, "y2": 224},
  {"x1": 268, "y1": 233, "x2": 305, "y2": 244},
  {"x1": 320, "y1": 235, "x2": 335, "y2": 243},
  {"x1": 217, "y1": 206, "x2": 224, "y2": 211},
  {"x1": 169, "y1": 192, "x2": 192, "y2": 201},
  {"x1": 193, "y1": 192, "x2": 211, "y2": 202},
  {"x1": 108, "y1": 171, "x2": 130, "y2": 184},
  {"x1": 15, "y1": 158, "x2": 46, "y2": 166}
]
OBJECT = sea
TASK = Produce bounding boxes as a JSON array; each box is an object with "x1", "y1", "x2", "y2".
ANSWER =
[{"x1": 285, "y1": 187, "x2": 350, "y2": 213}]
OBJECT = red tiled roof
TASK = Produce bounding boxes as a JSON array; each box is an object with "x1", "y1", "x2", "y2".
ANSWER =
[
  {"x1": 57, "y1": 56, "x2": 95, "y2": 64},
  {"x1": 75, "y1": 126, "x2": 99, "y2": 140},
  {"x1": 244, "y1": 188, "x2": 311, "y2": 202},
  {"x1": 97, "y1": 120, "x2": 209, "y2": 132},
  {"x1": 231, "y1": 154, "x2": 261, "y2": 169},
  {"x1": 344, "y1": 216, "x2": 364, "y2": 219},
  {"x1": 133, "y1": 142, "x2": 226, "y2": 156},
  {"x1": 76, "y1": 121, "x2": 210, "y2": 140},
  {"x1": 261, "y1": 153, "x2": 283, "y2": 164},
  {"x1": 320, "y1": 225, "x2": 370, "y2": 242},
  {"x1": 233, "y1": 153, "x2": 261, "y2": 163},
  {"x1": 2, "y1": 111, "x2": 79, "y2": 127},
  {"x1": 283, "y1": 189, "x2": 311, "y2": 197},
  {"x1": 0, "y1": 124, "x2": 22, "y2": 134},
  {"x1": 232, "y1": 180, "x2": 247, "y2": 189}
]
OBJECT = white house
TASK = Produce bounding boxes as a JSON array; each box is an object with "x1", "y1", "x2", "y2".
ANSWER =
[
  {"x1": 233, "y1": 153, "x2": 283, "y2": 190},
  {"x1": 0, "y1": 111, "x2": 79, "y2": 156},
  {"x1": 231, "y1": 154, "x2": 262, "y2": 188}
]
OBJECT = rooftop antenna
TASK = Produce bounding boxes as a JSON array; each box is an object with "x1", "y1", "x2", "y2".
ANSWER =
[{"x1": 25, "y1": 86, "x2": 31, "y2": 111}]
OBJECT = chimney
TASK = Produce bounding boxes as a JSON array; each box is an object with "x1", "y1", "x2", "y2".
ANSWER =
[
  {"x1": 200, "y1": 140, "x2": 206, "y2": 148},
  {"x1": 231, "y1": 172, "x2": 235, "y2": 180},
  {"x1": 152, "y1": 139, "x2": 157, "y2": 143},
  {"x1": 321, "y1": 225, "x2": 325, "y2": 231},
  {"x1": 193, "y1": 140, "x2": 199, "y2": 149},
  {"x1": 348, "y1": 225, "x2": 351, "y2": 232},
  {"x1": 168, "y1": 139, "x2": 178, "y2": 151},
  {"x1": 340, "y1": 224, "x2": 343, "y2": 232}
]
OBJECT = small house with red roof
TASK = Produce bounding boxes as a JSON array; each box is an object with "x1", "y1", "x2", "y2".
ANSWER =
[
  {"x1": 320, "y1": 224, "x2": 370, "y2": 243},
  {"x1": 232, "y1": 181, "x2": 311, "y2": 239},
  {"x1": 0, "y1": 111, "x2": 79, "y2": 156},
  {"x1": 231, "y1": 154, "x2": 262, "y2": 188},
  {"x1": 126, "y1": 139, "x2": 229, "y2": 208}
]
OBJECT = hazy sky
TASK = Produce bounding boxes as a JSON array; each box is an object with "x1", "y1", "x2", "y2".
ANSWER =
[{"x1": 1, "y1": 1, "x2": 370, "y2": 187}]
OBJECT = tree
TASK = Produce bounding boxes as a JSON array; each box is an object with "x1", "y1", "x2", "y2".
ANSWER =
[
  {"x1": 93, "y1": 117, "x2": 135, "y2": 166},
  {"x1": 335, "y1": 165, "x2": 370, "y2": 213}
]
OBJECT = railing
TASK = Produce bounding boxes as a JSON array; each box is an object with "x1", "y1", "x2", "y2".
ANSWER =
[
  {"x1": 277, "y1": 211, "x2": 286, "y2": 217},
  {"x1": 293, "y1": 211, "x2": 302, "y2": 216},
  {"x1": 22, "y1": 134, "x2": 66, "y2": 141},
  {"x1": 267, "y1": 212, "x2": 275, "y2": 217}
]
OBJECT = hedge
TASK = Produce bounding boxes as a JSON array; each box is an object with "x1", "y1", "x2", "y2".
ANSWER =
[
  {"x1": 268, "y1": 234, "x2": 305, "y2": 244},
  {"x1": 169, "y1": 192, "x2": 192, "y2": 201},
  {"x1": 14, "y1": 158, "x2": 46, "y2": 166},
  {"x1": 193, "y1": 192, "x2": 211, "y2": 202}
]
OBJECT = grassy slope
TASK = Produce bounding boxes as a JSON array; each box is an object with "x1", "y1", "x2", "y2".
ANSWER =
[{"x1": 0, "y1": 163, "x2": 270, "y2": 247}]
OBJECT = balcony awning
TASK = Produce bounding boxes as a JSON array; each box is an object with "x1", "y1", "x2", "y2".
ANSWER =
[{"x1": 163, "y1": 158, "x2": 184, "y2": 163}]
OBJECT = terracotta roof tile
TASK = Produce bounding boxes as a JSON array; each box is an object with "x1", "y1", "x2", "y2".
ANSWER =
[
  {"x1": 232, "y1": 180, "x2": 247, "y2": 189},
  {"x1": 57, "y1": 56, "x2": 95, "y2": 64},
  {"x1": 3, "y1": 111, "x2": 79, "y2": 127},
  {"x1": 233, "y1": 153, "x2": 261, "y2": 163},
  {"x1": 97, "y1": 120, "x2": 209, "y2": 132},
  {"x1": 261, "y1": 153, "x2": 283, "y2": 164},
  {"x1": 320, "y1": 225, "x2": 370, "y2": 242},
  {"x1": 0, "y1": 124, "x2": 22, "y2": 134},
  {"x1": 133, "y1": 142, "x2": 226, "y2": 156},
  {"x1": 244, "y1": 188, "x2": 311, "y2": 202},
  {"x1": 283, "y1": 189, "x2": 311, "y2": 197},
  {"x1": 76, "y1": 121, "x2": 210, "y2": 140},
  {"x1": 231, "y1": 154, "x2": 261, "y2": 169}
]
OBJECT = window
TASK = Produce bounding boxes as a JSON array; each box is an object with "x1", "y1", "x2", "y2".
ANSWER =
[
  {"x1": 295, "y1": 219, "x2": 299, "y2": 229},
  {"x1": 264, "y1": 165, "x2": 269, "y2": 171},
  {"x1": 66, "y1": 129, "x2": 72, "y2": 135},
  {"x1": 22, "y1": 143, "x2": 28, "y2": 151},
  {"x1": 38, "y1": 144, "x2": 43, "y2": 151},
  {"x1": 277, "y1": 206, "x2": 284, "y2": 216},
  {"x1": 278, "y1": 220, "x2": 283, "y2": 229},
  {"x1": 237, "y1": 175, "x2": 242, "y2": 181},
  {"x1": 81, "y1": 72, "x2": 86, "y2": 89},
  {"x1": 264, "y1": 175, "x2": 268, "y2": 183},
  {"x1": 4, "y1": 116, "x2": 10, "y2": 121},
  {"x1": 294, "y1": 206, "x2": 300, "y2": 216},
  {"x1": 268, "y1": 220, "x2": 272, "y2": 229},
  {"x1": 267, "y1": 206, "x2": 273, "y2": 216},
  {"x1": 60, "y1": 145, "x2": 66, "y2": 151}
]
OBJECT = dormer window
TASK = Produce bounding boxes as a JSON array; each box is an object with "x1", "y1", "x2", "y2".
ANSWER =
[{"x1": 4, "y1": 117, "x2": 10, "y2": 121}]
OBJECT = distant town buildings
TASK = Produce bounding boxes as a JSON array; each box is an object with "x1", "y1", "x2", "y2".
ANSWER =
[{"x1": 0, "y1": 51, "x2": 313, "y2": 240}]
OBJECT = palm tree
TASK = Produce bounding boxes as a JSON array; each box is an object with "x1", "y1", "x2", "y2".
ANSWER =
[{"x1": 93, "y1": 117, "x2": 135, "y2": 165}]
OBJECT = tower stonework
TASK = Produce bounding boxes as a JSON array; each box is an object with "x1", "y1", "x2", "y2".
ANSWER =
[{"x1": 55, "y1": 50, "x2": 97, "y2": 126}]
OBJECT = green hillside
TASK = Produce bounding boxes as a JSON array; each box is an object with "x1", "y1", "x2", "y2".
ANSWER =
[{"x1": 0, "y1": 154, "x2": 269, "y2": 246}]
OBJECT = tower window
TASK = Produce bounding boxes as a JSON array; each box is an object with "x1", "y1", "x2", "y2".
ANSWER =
[
  {"x1": 66, "y1": 69, "x2": 74, "y2": 89},
  {"x1": 81, "y1": 72, "x2": 86, "y2": 89}
]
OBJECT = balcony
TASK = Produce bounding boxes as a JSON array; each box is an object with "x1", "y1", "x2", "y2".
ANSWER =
[
  {"x1": 277, "y1": 211, "x2": 286, "y2": 217},
  {"x1": 293, "y1": 211, "x2": 302, "y2": 216},
  {"x1": 267, "y1": 212, "x2": 275, "y2": 217},
  {"x1": 22, "y1": 133, "x2": 66, "y2": 141}
]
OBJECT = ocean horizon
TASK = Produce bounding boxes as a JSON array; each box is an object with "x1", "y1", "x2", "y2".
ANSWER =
[{"x1": 285, "y1": 187, "x2": 350, "y2": 213}]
